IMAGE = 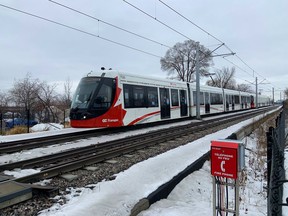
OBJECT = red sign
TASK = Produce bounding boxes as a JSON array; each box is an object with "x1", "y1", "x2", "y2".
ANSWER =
[{"x1": 211, "y1": 140, "x2": 238, "y2": 179}]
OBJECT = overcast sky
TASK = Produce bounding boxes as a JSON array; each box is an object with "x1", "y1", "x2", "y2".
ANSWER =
[{"x1": 1, "y1": 0, "x2": 287, "y2": 100}]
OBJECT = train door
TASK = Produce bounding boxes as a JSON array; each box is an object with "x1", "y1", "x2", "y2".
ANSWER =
[
  {"x1": 204, "y1": 92, "x2": 210, "y2": 113},
  {"x1": 160, "y1": 88, "x2": 171, "y2": 119},
  {"x1": 180, "y1": 90, "x2": 188, "y2": 117},
  {"x1": 250, "y1": 95, "x2": 255, "y2": 108}
]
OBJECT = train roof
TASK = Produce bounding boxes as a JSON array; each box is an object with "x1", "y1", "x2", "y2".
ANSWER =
[
  {"x1": 84, "y1": 70, "x2": 269, "y2": 99},
  {"x1": 86, "y1": 70, "x2": 185, "y2": 84}
]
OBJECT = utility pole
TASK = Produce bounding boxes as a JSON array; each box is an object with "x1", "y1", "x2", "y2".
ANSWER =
[
  {"x1": 195, "y1": 42, "x2": 234, "y2": 118},
  {"x1": 255, "y1": 77, "x2": 258, "y2": 108},
  {"x1": 272, "y1": 87, "x2": 274, "y2": 105},
  {"x1": 195, "y1": 42, "x2": 201, "y2": 120}
]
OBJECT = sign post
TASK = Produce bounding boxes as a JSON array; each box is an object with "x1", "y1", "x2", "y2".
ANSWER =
[{"x1": 211, "y1": 140, "x2": 245, "y2": 216}]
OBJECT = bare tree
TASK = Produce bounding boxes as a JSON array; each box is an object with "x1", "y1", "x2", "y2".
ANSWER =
[
  {"x1": 237, "y1": 83, "x2": 253, "y2": 93},
  {"x1": 9, "y1": 73, "x2": 41, "y2": 117},
  {"x1": 37, "y1": 82, "x2": 59, "y2": 122},
  {"x1": 206, "y1": 67, "x2": 236, "y2": 89},
  {"x1": 62, "y1": 77, "x2": 73, "y2": 109},
  {"x1": 160, "y1": 40, "x2": 213, "y2": 82},
  {"x1": 0, "y1": 90, "x2": 10, "y2": 107}
]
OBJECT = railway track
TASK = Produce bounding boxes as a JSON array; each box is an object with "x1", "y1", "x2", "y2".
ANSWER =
[
  {"x1": 0, "y1": 115, "x2": 197, "y2": 154},
  {"x1": 0, "y1": 108, "x2": 269, "y2": 154},
  {"x1": 0, "y1": 107, "x2": 276, "y2": 184}
]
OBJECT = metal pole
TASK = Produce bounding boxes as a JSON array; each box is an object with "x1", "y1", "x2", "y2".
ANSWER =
[
  {"x1": 235, "y1": 178, "x2": 240, "y2": 216},
  {"x1": 213, "y1": 177, "x2": 216, "y2": 216},
  {"x1": 256, "y1": 77, "x2": 258, "y2": 108},
  {"x1": 272, "y1": 87, "x2": 274, "y2": 105},
  {"x1": 0, "y1": 112, "x2": 2, "y2": 135},
  {"x1": 63, "y1": 110, "x2": 66, "y2": 128},
  {"x1": 195, "y1": 42, "x2": 201, "y2": 120},
  {"x1": 27, "y1": 109, "x2": 30, "y2": 133}
]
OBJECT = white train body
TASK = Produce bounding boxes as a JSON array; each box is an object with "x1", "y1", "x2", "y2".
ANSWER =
[{"x1": 70, "y1": 70, "x2": 271, "y2": 128}]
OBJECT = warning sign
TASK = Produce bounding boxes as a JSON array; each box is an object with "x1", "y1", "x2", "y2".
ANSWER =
[{"x1": 211, "y1": 140, "x2": 238, "y2": 179}]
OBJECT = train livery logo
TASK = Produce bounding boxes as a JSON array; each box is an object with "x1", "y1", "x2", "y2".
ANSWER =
[{"x1": 102, "y1": 119, "x2": 119, "y2": 123}]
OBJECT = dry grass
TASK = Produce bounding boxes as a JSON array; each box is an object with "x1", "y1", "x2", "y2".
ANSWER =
[
  {"x1": 5, "y1": 126, "x2": 29, "y2": 135},
  {"x1": 63, "y1": 122, "x2": 71, "y2": 128}
]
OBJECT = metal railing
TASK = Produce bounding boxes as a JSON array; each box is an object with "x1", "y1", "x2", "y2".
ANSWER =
[{"x1": 267, "y1": 108, "x2": 287, "y2": 215}]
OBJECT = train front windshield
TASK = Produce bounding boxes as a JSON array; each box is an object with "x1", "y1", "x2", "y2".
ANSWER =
[{"x1": 70, "y1": 77, "x2": 116, "y2": 119}]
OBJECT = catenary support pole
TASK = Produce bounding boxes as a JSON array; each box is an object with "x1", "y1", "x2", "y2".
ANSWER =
[
  {"x1": 195, "y1": 42, "x2": 201, "y2": 120},
  {"x1": 256, "y1": 77, "x2": 258, "y2": 108}
]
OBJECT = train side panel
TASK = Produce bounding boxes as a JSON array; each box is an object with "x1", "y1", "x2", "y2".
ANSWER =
[
  {"x1": 70, "y1": 70, "x2": 271, "y2": 128},
  {"x1": 118, "y1": 72, "x2": 189, "y2": 125}
]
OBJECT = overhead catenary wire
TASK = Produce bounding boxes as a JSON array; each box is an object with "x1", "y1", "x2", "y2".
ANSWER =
[
  {"x1": 48, "y1": 0, "x2": 171, "y2": 49},
  {"x1": 158, "y1": 0, "x2": 235, "y2": 54},
  {"x1": 48, "y1": 0, "x2": 202, "y2": 62},
  {"x1": 123, "y1": 1, "x2": 245, "y2": 73},
  {"x1": 122, "y1": 0, "x2": 192, "y2": 41},
  {"x1": 122, "y1": 0, "x2": 273, "y2": 92},
  {"x1": 156, "y1": 0, "x2": 272, "y2": 88},
  {"x1": 0, "y1": 3, "x2": 162, "y2": 58},
  {"x1": 1, "y1": 2, "x2": 276, "y2": 92}
]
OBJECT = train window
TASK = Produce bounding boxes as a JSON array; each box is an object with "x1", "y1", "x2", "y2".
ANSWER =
[
  {"x1": 180, "y1": 90, "x2": 188, "y2": 117},
  {"x1": 226, "y1": 95, "x2": 233, "y2": 104},
  {"x1": 210, "y1": 93, "x2": 223, "y2": 105},
  {"x1": 235, "y1": 95, "x2": 240, "y2": 104},
  {"x1": 90, "y1": 78, "x2": 116, "y2": 111},
  {"x1": 192, "y1": 91, "x2": 205, "y2": 105},
  {"x1": 71, "y1": 77, "x2": 99, "y2": 109},
  {"x1": 147, "y1": 87, "x2": 158, "y2": 107},
  {"x1": 205, "y1": 92, "x2": 210, "y2": 104},
  {"x1": 133, "y1": 86, "x2": 145, "y2": 107},
  {"x1": 171, "y1": 89, "x2": 179, "y2": 106},
  {"x1": 92, "y1": 83, "x2": 113, "y2": 108},
  {"x1": 124, "y1": 85, "x2": 132, "y2": 108},
  {"x1": 200, "y1": 92, "x2": 204, "y2": 105},
  {"x1": 124, "y1": 84, "x2": 158, "y2": 108},
  {"x1": 225, "y1": 95, "x2": 230, "y2": 104}
]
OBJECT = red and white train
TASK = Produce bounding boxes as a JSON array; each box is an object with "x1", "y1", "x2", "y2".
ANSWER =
[{"x1": 69, "y1": 70, "x2": 271, "y2": 128}]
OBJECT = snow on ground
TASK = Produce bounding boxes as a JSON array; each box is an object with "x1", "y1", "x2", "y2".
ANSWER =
[
  {"x1": 0, "y1": 124, "x2": 95, "y2": 143},
  {"x1": 30, "y1": 123, "x2": 64, "y2": 132},
  {"x1": 4, "y1": 168, "x2": 41, "y2": 178}
]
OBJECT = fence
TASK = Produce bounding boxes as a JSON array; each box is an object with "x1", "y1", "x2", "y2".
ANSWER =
[{"x1": 267, "y1": 108, "x2": 287, "y2": 215}]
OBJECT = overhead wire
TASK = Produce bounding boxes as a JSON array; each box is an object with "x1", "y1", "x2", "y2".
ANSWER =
[
  {"x1": 122, "y1": 0, "x2": 192, "y2": 40},
  {"x1": 158, "y1": 0, "x2": 235, "y2": 53},
  {"x1": 49, "y1": 0, "x2": 215, "y2": 68},
  {"x1": 0, "y1": 3, "x2": 162, "y2": 58},
  {"x1": 124, "y1": 0, "x2": 276, "y2": 94},
  {"x1": 48, "y1": 0, "x2": 171, "y2": 49},
  {"x1": 1, "y1": 1, "x2": 275, "y2": 91},
  {"x1": 156, "y1": 0, "x2": 272, "y2": 86}
]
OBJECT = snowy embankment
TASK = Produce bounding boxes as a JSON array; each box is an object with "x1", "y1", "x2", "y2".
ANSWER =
[
  {"x1": 37, "y1": 112, "x2": 276, "y2": 216},
  {"x1": 138, "y1": 130, "x2": 267, "y2": 216}
]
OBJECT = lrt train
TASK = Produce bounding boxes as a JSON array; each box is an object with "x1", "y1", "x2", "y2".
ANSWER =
[{"x1": 69, "y1": 70, "x2": 270, "y2": 128}]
